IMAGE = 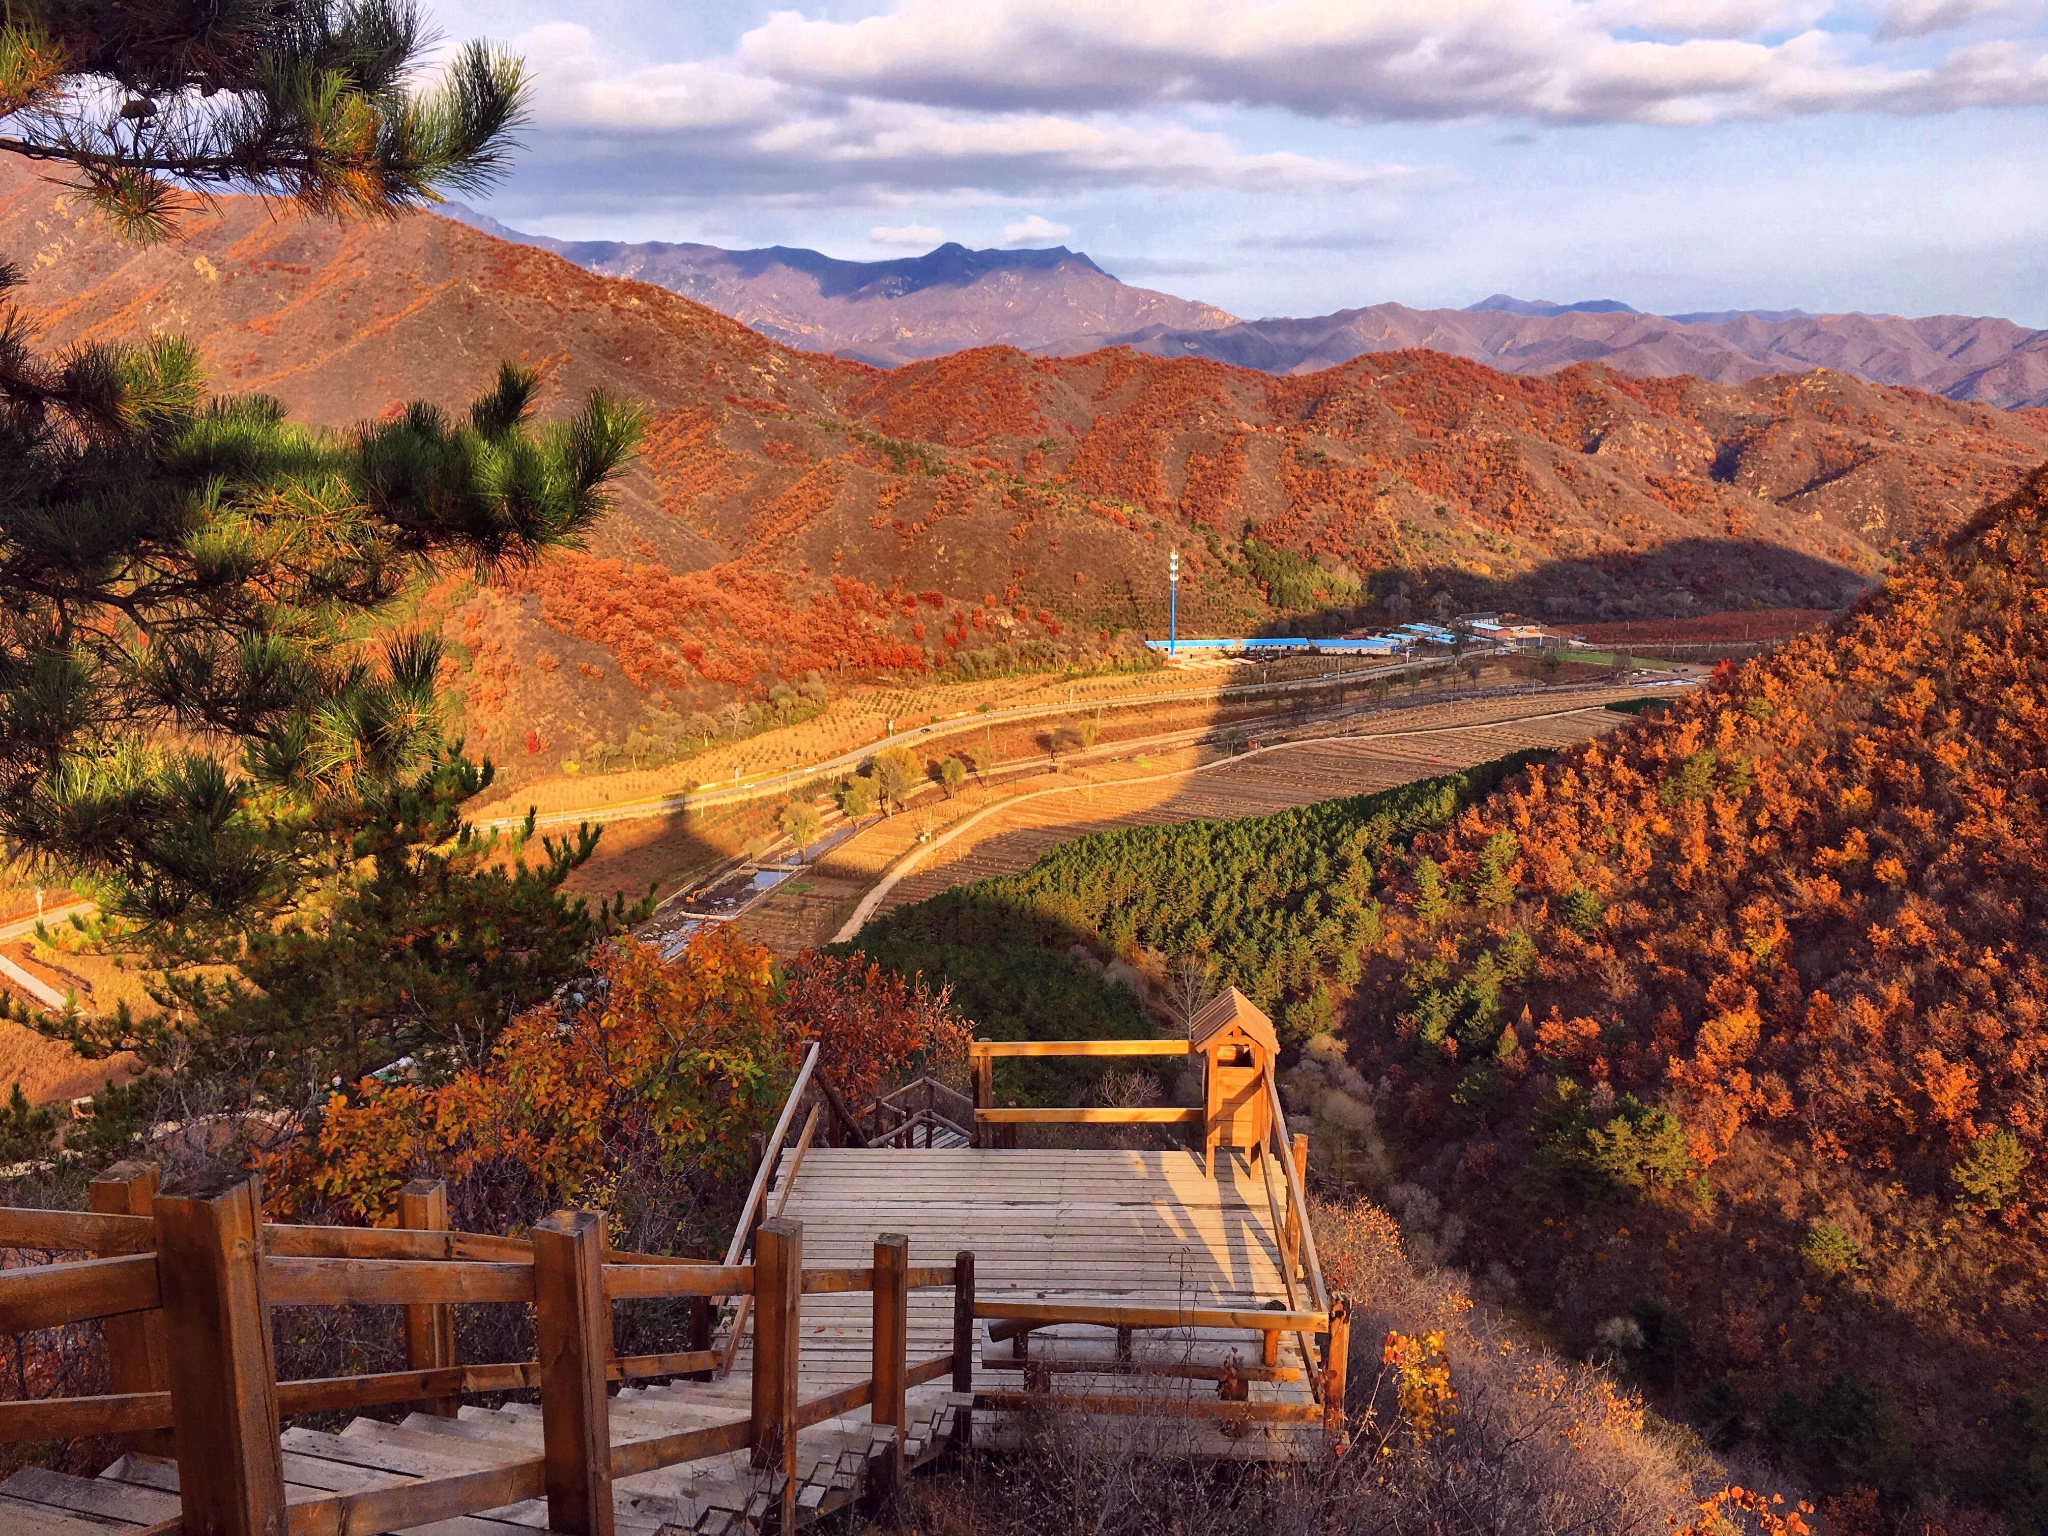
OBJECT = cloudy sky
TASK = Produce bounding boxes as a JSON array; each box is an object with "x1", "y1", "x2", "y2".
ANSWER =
[{"x1": 428, "y1": 1, "x2": 2048, "y2": 324}]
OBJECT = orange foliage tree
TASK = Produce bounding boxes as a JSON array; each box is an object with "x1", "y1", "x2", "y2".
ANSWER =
[{"x1": 264, "y1": 932, "x2": 970, "y2": 1243}]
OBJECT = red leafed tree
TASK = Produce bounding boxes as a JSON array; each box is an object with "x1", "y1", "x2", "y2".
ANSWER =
[{"x1": 780, "y1": 950, "x2": 971, "y2": 1110}]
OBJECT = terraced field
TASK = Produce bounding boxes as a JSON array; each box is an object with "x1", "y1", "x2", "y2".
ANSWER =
[{"x1": 734, "y1": 682, "x2": 1666, "y2": 954}]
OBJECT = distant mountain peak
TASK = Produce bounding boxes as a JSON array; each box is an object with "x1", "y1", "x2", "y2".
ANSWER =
[
  {"x1": 435, "y1": 207, "x2": 1235, "y2": 366},
  {"x1": 1466, "y1": 293, "x2": 1640, "y2": 317}
]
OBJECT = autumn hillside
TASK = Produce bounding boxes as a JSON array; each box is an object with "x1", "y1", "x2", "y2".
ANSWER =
[
  {"x1": 1347, "y1": 465, "x2": 2048, "y2": 1506},
  {"x1": 7, "y1": 161, "x2": 2047, "y2": 781}
]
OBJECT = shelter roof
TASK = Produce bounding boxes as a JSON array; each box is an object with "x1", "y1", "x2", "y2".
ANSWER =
[{"x1": 1188, "y1": 988, "x2": 1279, "y2": 1056}]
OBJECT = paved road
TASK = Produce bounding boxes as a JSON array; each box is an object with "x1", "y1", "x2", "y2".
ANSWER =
[{"x1": 0, "y1": 901, "x2": 93, "y2": 1011}]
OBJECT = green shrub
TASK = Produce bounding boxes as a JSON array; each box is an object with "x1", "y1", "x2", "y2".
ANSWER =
[
  {"x1": 1953, "y1": 1128, "x2": 2031, "y2": 1214},
  {"x1": 0, "y1": 1083, "x2": 55, "y2": 1165},
  {"x1": 1799, "y1": 1220, "x2": 1862, "y2": 1280}
]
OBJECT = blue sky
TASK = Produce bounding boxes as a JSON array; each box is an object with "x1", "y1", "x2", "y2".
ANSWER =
[{"x1": 429, "y1": 1, "x2": 2048, "y2": 324}]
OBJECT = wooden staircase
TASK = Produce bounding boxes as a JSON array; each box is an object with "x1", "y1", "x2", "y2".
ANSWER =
[
  {"x1": 0, "y1": 1030, "x2": 1348, "y2": 1536},
  {"x1": 0, "y1": 1380, "x2": 965, "y2": 1536}
]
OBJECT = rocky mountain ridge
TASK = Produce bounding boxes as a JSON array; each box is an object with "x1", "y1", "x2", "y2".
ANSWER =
[{"x1": 449, "y1": 209, "x2": 2048, "y2": 407}]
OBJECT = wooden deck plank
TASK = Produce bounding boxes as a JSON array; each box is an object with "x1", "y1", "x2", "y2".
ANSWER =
[
  {"x1": 0, "y1": 1493, "x2": 127, "y2": 1535},
  {"x1": 2, "y1": 1468, "x2": 180, "y2": 1526}
]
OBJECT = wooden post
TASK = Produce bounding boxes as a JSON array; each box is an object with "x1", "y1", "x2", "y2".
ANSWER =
[
  {"x1": 153, "y1": 1172, "x2": 286, "y2": 1536},
  {"x1": 89, "y1": 1160, "x2": 171, "y2": 1457},
  {"x1": 750, "y1": 1218, "x2": 802, "y2": 1535},
  {"x1": 398, "y1": 1179, "x2": 459, "y2": 1418},
  {"x1": 1262, "y1": 1329, "x2": 1280, "y2": 1368},
  {"x1": 533, "y1": 1210, "x2": 612, "y2": 1536},
  {"x1": 1322, "y1": 1295, "x2": 1351, "y2": 1456},
  {"x1": 950, "y1": 1251, "x2": 975, "y2": 1457},
  {"x1": 867, "y1": 1233, "x2": 908, "y2": 1511},
  {"x1": 1282, "y1": 1133, "x2": 1308, "y2": 1281}
]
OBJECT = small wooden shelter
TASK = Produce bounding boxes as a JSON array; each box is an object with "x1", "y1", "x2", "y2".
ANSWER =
[{"x1": 1190, "y1": 987, "x2": 1279, "y2": 1175}]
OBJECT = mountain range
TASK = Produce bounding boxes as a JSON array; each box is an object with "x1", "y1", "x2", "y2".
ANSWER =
[
  {"x1": 444, "y1": 206, "x2": 1236, "y2": 367},
  {"x1": 451, "y1": 208, "x2": 2048, "y2": 409},
  {"x1": 7, "y1": 159, "x2": 2044, "y2": 782}
]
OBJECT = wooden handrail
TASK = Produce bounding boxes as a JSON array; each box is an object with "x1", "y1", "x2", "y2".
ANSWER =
[
  {"x1": 721, "y1": 1041, "x2": 820, "y2": 1271},
  {"x1": 976, "y1": 1299, "x2": 1327, "y2": 1331},
  {"x1": 265, "y1": 1256, "x2": 536, "y2": 1308},
  {"x1": 0, "y1": 1207, "x2": 155, "y2": 1254},
  {"x1": 268, "y1": 1225, "x2": 533, "y2": 1263},
  {"x1": 1264, "y1": 1067, "x2": 1328, "y2": 1314},
  {"x1": 972, "y1": 1389, "x2": 1325, "y2": 1424},
  {"x1": 975, "y1": 1107, "x2": 1202, "y2": 1125},
  {"x1": 716, "y1": 1084, "x2": 823, "y2": 1378},
  {"x1": 980, "y1": 1357, "x2": 1304, "y2": 1383},
  {"x1": 0, "y1": 1251, "x2": 159, "y2": 1332},
  {"x1": 968, "y1": 1039, "x2": 1192, "y2": 1058},
  {"x1": 600, "y1": 1263, "x2": 753, "y2": 1300},
  {"x1": 0, "y1": 1205, "x2": 714, "y2": 1268}
]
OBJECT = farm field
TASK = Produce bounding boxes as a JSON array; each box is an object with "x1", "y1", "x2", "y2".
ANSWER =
[
  {"x1": 470, "y1": 650, "x2": 1401, "y2": 825},
  {"x1": 733, "y1": 681, "x2": 1663, "y2": 955}
]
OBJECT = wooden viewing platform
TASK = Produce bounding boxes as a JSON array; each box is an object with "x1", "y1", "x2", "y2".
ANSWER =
[{"x1": 0, "y1": 992, "x2": 1345, "y2": 1536}]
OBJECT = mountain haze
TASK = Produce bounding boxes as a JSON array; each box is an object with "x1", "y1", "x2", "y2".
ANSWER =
[
  {"x1": 9, "y1": 161, "x2": 2044, "y2": 783},
  {"x1": 443, "y1": 206, "x2": 1238, "y2": 367},
  {"x1": 1113, "y1": 300, "x2": 2048, "y2": 409}
]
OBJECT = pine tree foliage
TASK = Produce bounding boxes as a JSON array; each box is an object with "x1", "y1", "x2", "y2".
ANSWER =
[
  {"x1": 0, "y1": 348, "x2": 638, "y2": 923},
  {"x1": 0, "y1": 0, "x2": 526, "y2": 241},
  {"x1": 53, "y1": 749, "x2": 652, "y2": 1100}
]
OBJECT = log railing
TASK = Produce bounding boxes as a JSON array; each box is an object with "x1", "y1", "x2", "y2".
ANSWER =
[
  {"x1": 970, "y1": 1292, "x2": 1349, "y2": 1442},
  {"x1": 967, "y1": 1038, "x2": 1199, "y2": 1147},
  {"x1": 0, "y1": 1169, "x2": 981, "y2": 1536}
]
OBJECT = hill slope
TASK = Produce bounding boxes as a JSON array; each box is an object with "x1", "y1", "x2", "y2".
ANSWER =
[
  {"x1": 6, "y1": 163, "x2": 2046, "y2": 786},
  {"x1": 1342, "y1": 467, "x2": 2048, "y2": 1505},
  {"x1": 442, "y1": 208, "x2": 1238, "y2": 367},
  {"x1": 1114, "y1": 300, "x2": 2048, "y2": 409}
]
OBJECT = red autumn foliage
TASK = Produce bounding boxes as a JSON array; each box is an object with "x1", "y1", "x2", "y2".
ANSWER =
[{"x1": 1347, "y1": 464, "x2": 2048, "y2": 1487}]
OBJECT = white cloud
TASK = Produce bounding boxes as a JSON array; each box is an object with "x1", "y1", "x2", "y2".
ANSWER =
[
  {"x1": 737, "y1": 0, "x2": 2048, "y2": 124},
  {"x1": 1001, "y1": 213, "x2": 1072, "y2": 244},
  {"x1": 1876, "y1": 0, "x2": 1997, "y2": 41},
  {"x1": 506, "y1": 20, "x2": 1388, "y2": 201},
  {"x1": 872, "y1": 222, "x2": 944, "y2": 245}
]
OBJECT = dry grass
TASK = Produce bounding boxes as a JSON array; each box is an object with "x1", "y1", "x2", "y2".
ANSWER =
[{"x1": 897, "y1": 1189, "x2": 1726, "y2": 1536}]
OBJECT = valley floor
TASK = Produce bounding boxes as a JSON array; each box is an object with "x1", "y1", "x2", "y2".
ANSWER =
[{"x1": 718, "y1": 678, "x2": 1669, "y2": 957}]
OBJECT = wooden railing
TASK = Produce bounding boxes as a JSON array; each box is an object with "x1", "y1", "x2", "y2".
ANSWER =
[
  {"x1": 0, "y1": 1171, "x2": 979, "y2": 1536},
  {"x1": 869, "y1": 1078, "x2": 976, "y2": 1147},
  {"x1": 967, "y1": 1039, "x2": 1200, "y2": 1146},
  {"x1": 967, "y1": 1293, "x2": 1348, "y2": 1442}
]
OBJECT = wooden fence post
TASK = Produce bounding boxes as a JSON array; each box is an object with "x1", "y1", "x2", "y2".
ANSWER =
[
  {"x1": 1322, "y1": 1295, "x2": 1351, "y2": 1456},
  {"x1": 398, "y1": 1179, "x2": 458, "y2": 1418},
  {"x1": 533, "y1": 1210, "x2": 612, "y2": 1536},
  {"x1": 153, "y1": 1172, "x2": 286, "y2": 1536},
  {"x1": 971, "y1": 1053, "x2": 994, "y2": 1148},
  {"x1": 89, "y1": 1160, "x2": 170, "y2": 1458},
  {"x1": 950, "y1": 1251, "x2": 975, "y2": 1458},
  {"x1": 750, "y1": 1218, "x2": 802, "y2": 1535},
  {"x1": 867, "y1": 1233, "x2": 908, "y2": 1511}
]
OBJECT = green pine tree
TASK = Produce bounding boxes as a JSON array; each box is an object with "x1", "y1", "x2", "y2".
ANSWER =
[{"x1": 0, "y1": 4, "x2": 649, "y2": 1107}]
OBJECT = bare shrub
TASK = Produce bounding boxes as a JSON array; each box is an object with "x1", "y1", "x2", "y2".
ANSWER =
[{"x1": 903, "y1": 1194, "x2": 1728, "y2": 1536}]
